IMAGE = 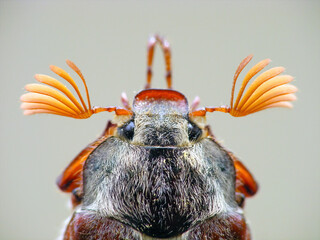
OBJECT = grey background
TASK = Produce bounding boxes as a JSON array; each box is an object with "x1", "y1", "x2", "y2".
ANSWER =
[{"x1": 1, "y1": 1, "x2": 319, "y2": 239}]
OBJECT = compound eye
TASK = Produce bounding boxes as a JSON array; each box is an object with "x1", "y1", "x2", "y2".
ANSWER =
[
  {"x1": 188, "y1": 122, "x2": 202, "y2": 142},
  {"x1": 118, "y1": 120, "x2": 135, "y2": 140}
]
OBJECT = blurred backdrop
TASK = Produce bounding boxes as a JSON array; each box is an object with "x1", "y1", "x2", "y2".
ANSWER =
[{"x1": 0, "y1": 1, "x2": 319, "y2": 239}]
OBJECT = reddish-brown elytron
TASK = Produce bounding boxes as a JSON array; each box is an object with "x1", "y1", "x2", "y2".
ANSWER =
[{"x1": 21, "y1": 35, "x2": 296, "y2": 240}]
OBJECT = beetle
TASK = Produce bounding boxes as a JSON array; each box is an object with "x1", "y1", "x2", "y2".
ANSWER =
[{"x1": 21, "y1": 35, "x2": 297, "y2": 240}]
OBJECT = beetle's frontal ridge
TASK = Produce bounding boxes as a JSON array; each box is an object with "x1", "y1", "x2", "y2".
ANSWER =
[{"x1": 133, "y1": 89, "x2": 189, "y2": 116}]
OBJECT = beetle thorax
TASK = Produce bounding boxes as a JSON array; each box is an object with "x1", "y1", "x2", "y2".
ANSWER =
[{"x1": 83, "y1": 137, "x2": 237, "y2": 238}]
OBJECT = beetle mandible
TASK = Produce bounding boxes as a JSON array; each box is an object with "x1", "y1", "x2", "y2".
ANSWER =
[{"x1": 21, "y1": 35, "x2": 297, "y2": 240}]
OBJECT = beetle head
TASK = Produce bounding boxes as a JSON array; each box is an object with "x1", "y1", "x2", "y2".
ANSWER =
[{"x1": 116, "y1": 89, "x2": 203, "y2": 147}]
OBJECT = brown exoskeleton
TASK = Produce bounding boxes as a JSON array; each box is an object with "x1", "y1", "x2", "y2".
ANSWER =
[{"x1": 21, "y1": 36, "x2": 297, "y2": 240}]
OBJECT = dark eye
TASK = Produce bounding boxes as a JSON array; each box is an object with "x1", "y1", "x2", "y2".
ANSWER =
[
  {"x1": 188, "y1": 122, "x2": 202, "y2": 142},
  {"x1": 118, "y1": 120, "x2": 135, "y2": 140}
]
